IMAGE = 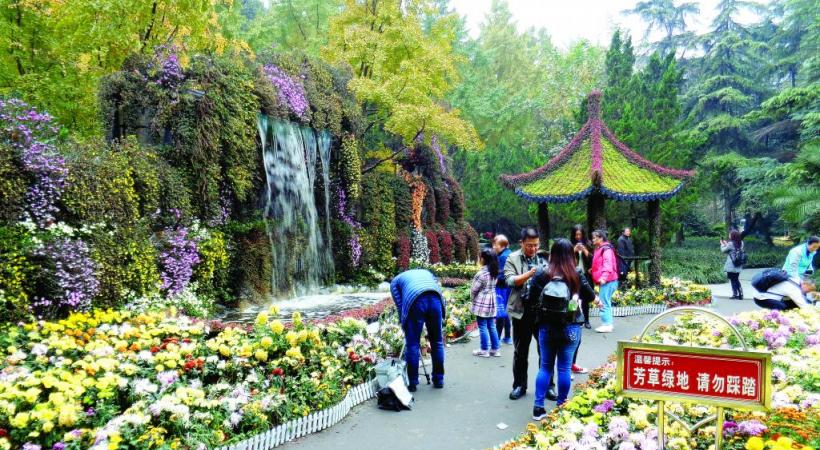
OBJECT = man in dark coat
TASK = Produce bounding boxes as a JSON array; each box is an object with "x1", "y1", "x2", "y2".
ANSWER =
[{"x1": 616, "y1": 227, "x2": 635, "y2": 285}]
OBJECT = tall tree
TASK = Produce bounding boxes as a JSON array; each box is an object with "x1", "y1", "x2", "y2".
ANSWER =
[
  {"x1": 0, "y1": 0, "x2": 250, "y2": 134},
  {"x1": 233, "y1": 0, "x2": 343, "y2": 56},
  {"x1": 682, "y1": 0, "x2": 768, "y2": 159},
  {"x1": 448, "y1": 0, "x2": 604, "y2": 232},
  {"x1": 323, "y1": 0, "x2": 481, "y2": 168},
  {"x1": 623, "y1": 0, "x2": 700, "y2": 55}
]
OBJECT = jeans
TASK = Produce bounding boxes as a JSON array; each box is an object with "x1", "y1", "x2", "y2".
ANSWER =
[
  {"x1": 599, "y1": 281, "x2": 618, "y2": 326},
  {"x1": 727, "y1": 272, "x2": 741, "y2": 295},
  {"x1": 534, "y1": 323, "x2": 582, "y2": 407},
  {"x1": 404, "y1": 293, "x2": 445, "y2": 386},
  {"x1": 477, "y1": 316, "x2": 500, "y2": 351},
  {"x1": 496, "y1": 317, "x2": 511, "y2": 340}
]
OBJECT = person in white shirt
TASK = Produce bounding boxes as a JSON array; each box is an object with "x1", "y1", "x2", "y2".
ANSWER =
[{"x1": 754, "y1": 278, "x2": 817, "y2": 310}]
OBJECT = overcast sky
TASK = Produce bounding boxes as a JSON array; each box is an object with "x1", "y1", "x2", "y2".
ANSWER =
[{"x1": 449, "y1": 0, "x2": 762, "y2": 49}]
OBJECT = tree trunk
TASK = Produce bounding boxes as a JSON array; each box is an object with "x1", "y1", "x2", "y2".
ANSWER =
[
  {"x1": 537, "y1": 203, "x2": 550, "y2": 250},
  {"x1": 587, "y1": 192, "x2": 606, "y2": 235},
  {"x1": 648, "y1": 200, "x2": 662, "y2": 286}
]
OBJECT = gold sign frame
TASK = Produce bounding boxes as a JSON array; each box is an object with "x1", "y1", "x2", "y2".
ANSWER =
[
  {"x1": 615, "y1": 307, "x2": 773, "y2": 449},
  {"x1": 616, "y1": 341, "x2": 773, "y2": 410}
]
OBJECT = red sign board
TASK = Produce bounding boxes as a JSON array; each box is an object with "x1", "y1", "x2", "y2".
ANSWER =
[{"x1": 617, "y1": 342, "x2": 771, "y2": 410}]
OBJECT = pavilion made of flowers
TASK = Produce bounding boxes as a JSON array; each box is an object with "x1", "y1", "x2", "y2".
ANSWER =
[{"x1": 500, "y1": 90, "x2": 695, "y2": 285}]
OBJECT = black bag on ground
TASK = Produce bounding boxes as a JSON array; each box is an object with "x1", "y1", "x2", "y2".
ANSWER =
[
  {"x1": 751, "y1": 269, "x2": 789, "y2": 293},
  {"x1": 377, "y1": 387, "x2": 410, "y2": 411}
]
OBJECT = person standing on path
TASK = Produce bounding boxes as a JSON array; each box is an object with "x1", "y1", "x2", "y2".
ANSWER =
[
  {"x1": 471, "y1": 248, "x2": 501, "y2": 357},
  {"x1": 493, "y1": 235, "x2": 513, "y2": 345},
  {"x1": 505, "y1": 227, "x2": 554, "y2": 401},
  {"x1": 720, "y1": 230, "x2": 745, "y2": 299},
  {"x1": 591, "y1": 230, "x2": 618, "y2": 333},
  {"x1": 532, "y1": 239, "x2": 598, "y2": 420},
  {"x1": 390, "y1": 269, "x2": 446, "y2": 392},
  {"x1": 616, "y1": 227, "x2": 635, "y2": 287},
  {"x1": 569, "y1": 225, "x2": 593, "y2": 329},
  {"x1": 783, "y1": 236, "x2": 819, "y2": 281}
]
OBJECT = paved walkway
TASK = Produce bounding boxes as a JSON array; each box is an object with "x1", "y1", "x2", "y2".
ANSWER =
[{"x1": 287, "y1": 270, "x2": 766, "y2": 450}]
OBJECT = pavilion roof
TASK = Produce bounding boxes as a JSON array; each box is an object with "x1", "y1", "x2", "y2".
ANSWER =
[{"x1": 499, "y1": 91, "x2": 695, "y2": 203}]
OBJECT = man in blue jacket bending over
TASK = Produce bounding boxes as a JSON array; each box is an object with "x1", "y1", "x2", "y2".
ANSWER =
[{"x1": 390, "y1": 268, "x2": 446, "y2": 392}]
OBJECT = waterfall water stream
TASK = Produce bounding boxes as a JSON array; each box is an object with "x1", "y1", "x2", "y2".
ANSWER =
[{"x1": 258, "y1": 115, "x2": 334, "y2": 296}]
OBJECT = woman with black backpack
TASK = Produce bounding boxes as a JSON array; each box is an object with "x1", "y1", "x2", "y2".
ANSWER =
[
  {"x1": 532, "y1": 239, "x2": 597, "y2": 420},
  {"x1": 721, "y1": 230, "x2": 745, "y2": 299}
]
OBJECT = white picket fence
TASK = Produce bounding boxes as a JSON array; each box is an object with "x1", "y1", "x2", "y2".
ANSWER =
[
  {"x1": 214, "y1": 378, "x2": 379, "y2": 450},
  {"x1": 587, "y1": 304, "x2": 667, "y2": 317}
]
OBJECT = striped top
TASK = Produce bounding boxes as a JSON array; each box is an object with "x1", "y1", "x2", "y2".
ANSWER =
[{"x1": 470, "y1": 266, "x2": 497, "y2": 318}]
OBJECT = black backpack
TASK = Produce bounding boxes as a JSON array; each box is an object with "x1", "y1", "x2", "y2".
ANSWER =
[
  {"x1": 603, "y1": 244, "x2": 628, "y2": 276},
  {"x1": 731, "y1": 248, "x2": 748, "y2": 267},
  {"x1": 536, "y1": 277, "x2": 578, "y2": 326}
]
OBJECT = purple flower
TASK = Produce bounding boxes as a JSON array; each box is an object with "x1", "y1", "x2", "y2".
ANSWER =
[
  {"x1": 723, "y1": 420, "x2": 738, "y2": 436},
  {"x1": 736, "y1": 420, "x2": 767, "y2": 436},
  {"x1": 158, "y1": 225, "x2": 201, "y2": 295},
  {"x1": 593, "y1": 399, "x2": 615, "y2": 413},
  {"x1": 263, "y1": 64, "x2": 309, "y2": 119},
  {"x1": 22, "y1": 444, "x2": 42, "y2": 450},
  {"x1": 157, "y1": 370, "x2": 178, "y2": 387},
  {"x1": 806, "y1": 333, "x2": 820, "y2": 346},
  {"x1": 336, "y1": 187, "x2": 363, "y2": 267},
  {"x1": 772, "y1": 368, "x2": 786, "y2": 382},
  {"x1": 33, "y1": 237, "x2": 99, "y2": 317},
  {"x1": 52, "y1": 444, "x2": 66, "y2": 450}
]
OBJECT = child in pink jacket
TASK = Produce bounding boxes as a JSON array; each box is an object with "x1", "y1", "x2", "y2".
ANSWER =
[{"x1": 591, "y1": 229, "x2": 619, "y2": 332}]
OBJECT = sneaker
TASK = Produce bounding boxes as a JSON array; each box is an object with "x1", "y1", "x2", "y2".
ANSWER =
[
  {"x1": 472, "y1": 349, "x2": 490, "y2": 358},
  {"x1": 595, "y1": 325, "x2": 614, "y2": 333},
  {"x1": 571, "y1": 364, "x2": 589, "y2": 374},
  {"x1": 502, "y1": 338, "x2": 513, "y2": 345},
  {"x1": 408, "y1": 384, "x2": 417, "y2": 392},
  {"x1": 532, "y1": 406, "x2": 548, "y2": 421},
  {"x1": 489, "y1": 349, "x2": 502, "y2": 357},
  {"x1": 433, "y1": 381, "x2": 444, "y2": 389}
]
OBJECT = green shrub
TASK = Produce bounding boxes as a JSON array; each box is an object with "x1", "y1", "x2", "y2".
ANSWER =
[
  {"x1": 193, "y1": 228, "x2": 230, "y2": 303},
  {"x1": 0, "y1": 144, "x2": 26, "y2": 223},
  {"x1": 88, "y1": 225, "x2": 161, "y2": 308},
  {"x1": 0, "y1": 225, "x2": 35, "y2": 322},
  {"x1": 661, "y1": 237, "x2": 787, "y2": 284},
  {"x1": 361, "y1": 173, "x2": 397, "y2": 275},
  {"x1": 225, "y1": 219, "x2": 272, "y2": 302}
]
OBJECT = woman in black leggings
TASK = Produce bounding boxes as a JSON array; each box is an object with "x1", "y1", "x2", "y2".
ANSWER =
[{"x1": 569, "y1": 225, "x2": 592, "y2": 374}]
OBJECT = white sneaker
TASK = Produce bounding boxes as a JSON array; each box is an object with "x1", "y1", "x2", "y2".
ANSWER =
[
  {"x1": 595, "y1": 325, "x2": 614, "y2": 333},
  {"x1": 472, "y1": 349, "x2": 490, "y2": 358}
]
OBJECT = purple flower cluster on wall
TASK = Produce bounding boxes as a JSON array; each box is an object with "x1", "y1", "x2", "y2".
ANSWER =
[
  {"x1": 159, "y1": 225, "x2": 202, "y2": 296},
  {"x1": 155, "y1": 50, "x2": 185, "y2": 90},
  {"x1": 263, "y1": 64, "x2": 309, "y2": 119},
  {"x1": 32, "y1": 237, "x2": 99, "y2": 316},
  {"x1": 0, "y1": 99, "x2": 67, "y2": 227},
  {"x1": 336, "y1": 187, "x2": 362, "y2": 267}
]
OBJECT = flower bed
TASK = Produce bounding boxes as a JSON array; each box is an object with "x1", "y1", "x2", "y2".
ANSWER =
[
  {"x1": 0, "y1": 308, "x2": 401, "y2": 449},
  {"x1": 612, "y1": 278, "x2": 712, "y2": 307},
  {"x1": 500, "y1": 309, "x2": 820, "y2": 450}
]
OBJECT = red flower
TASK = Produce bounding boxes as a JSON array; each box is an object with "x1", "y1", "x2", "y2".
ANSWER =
[
  {"x1": 184, "y1": 360, "x2": 197, "y2": 371},
  {"x1": 272, "y1": 367, "x2": 284, "y2": 376},
  {"x1": 150, "y1": 346, "x2": 160, "y2": 354},
  {"x1": 0, "y1": 429, "x2": 7, "y2": 438}
]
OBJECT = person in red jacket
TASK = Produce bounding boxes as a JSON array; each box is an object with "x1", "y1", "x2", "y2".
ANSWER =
[{"x1": 591, "y1": 229, "x2": 619, "y2": 333}]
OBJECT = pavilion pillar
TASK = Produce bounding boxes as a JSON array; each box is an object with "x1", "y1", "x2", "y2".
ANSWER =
[
  {"x1": 648, "y1": 199, "x2": 662, "y2": 286},
  {"x1": 537, "y1": 203, "x2": 550, "y2": 249},
  {"x1": 587, "y1": 191, "x2": 606, "y2": 234}
]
